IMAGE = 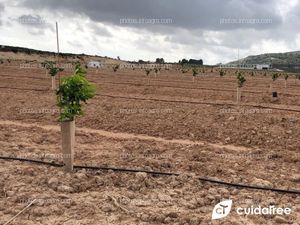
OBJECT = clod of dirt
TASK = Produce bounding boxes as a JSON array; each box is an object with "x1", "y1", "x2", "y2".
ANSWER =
[
  {"x1": 6, "y1": 191, "x2": 15, "y2": 197},
  {"x1": 228, "y1": 116, "x2": 235, "y2": 121},
  {"x1": 101, "y1": 203, "x2": 115, "y2": 212},
  {"x1": 95, "y1": 176, "x2": 105, "y2": 186},
  {"x1": 57, "y1": 185, "x2": 74, "y2": 193},
  {"x1": 74, "y1": 172, "x2": 88, "y2": 180},
  {"x1": 225, "y1": 137, "x2": 231, "y2": 142},
  {"x1": 47, "y1": 177, "x2": 59, "y2": 189},
  {"x1": 135, "y1": 172, "x2": 147, "y2": 182},
  {"x1": 290, "y1": 175, "x2": 300, "y2": 182},
  {"x1": 252, "y1": 178, "x2": 273, "y2": 187},
  {"x1": 274, "y1": 216, "x2": 289, "y2": 224},
  {"x1": 32, "y1": 206, "x2": 52, "y2": 217}
]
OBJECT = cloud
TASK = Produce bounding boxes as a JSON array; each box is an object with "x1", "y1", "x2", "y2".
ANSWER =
[
  {"x1": 0, "y1": 3, "x2": 4, "y2": 26},
  {"x1": 15, "y1": 14, "x2": 54, "y2": 35},
  {"x1": 67, "y1": 40, "x2": 83, "y2": 48},
  {"x1": 0, "y1": 0, "x2": 298, "y2": 64},
  {"x1": 0, "y1": 2, "x2": 4, "y2": 13},
  {"x1": 89, "y1": 22, "x2": 112, "y2": 37},
  {"x1": 21, "y1": 0, "x2": 283, "y2": 32}
]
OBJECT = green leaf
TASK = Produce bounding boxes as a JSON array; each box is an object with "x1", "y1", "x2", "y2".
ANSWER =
[{"x1": 56, "y1": 66, "x2": 96, "y2": 121}]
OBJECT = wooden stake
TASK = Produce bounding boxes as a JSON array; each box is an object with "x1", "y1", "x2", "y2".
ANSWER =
[{"x1": 56, "y1": 22, "x2": 60, "y2": 86}]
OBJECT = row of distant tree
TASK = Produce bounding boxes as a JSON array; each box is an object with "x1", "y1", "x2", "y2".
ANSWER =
[
  {"x1": 1, "y1": 45, "x2": 204, "y2": 66},
  {"x1": 134, "y1": 58, "x2": 203, "y2": 65},
  {"x1": 179, "y1": 59, "x2": 203, "y2": 65}
]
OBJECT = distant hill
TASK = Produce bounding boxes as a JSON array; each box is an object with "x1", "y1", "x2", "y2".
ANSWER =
[
  {"x1": 227, "y1": 51, "x2": 300, "y2": 72},
  {"x1": 0, "y1": 45, "x2": 121, "y2": 64}
]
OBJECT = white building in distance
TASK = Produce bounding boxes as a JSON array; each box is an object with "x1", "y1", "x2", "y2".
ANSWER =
[{"x1": 219, "y1": 63, "x2": 272, "y2": 70}]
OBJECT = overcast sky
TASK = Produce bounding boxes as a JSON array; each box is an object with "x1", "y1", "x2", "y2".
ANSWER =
[{"x1": 0, "y1": 0, "x2": 299, "y2": 64}]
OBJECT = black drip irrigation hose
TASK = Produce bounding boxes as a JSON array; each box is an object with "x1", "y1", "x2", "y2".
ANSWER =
[
  {"x1": 0, "y1": 85, "x2": 299, "y2": 113},
  {"x1": 97, "y1": 94, "x2": 300, "y2": 113},
  {"x1": 1, "y1": 156, "x2": 300, "y2": 195}
]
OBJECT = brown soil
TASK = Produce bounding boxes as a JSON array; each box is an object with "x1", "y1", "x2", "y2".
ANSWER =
[{"x1": 0, "y1": 65, "x2": 299, "y2": 225}]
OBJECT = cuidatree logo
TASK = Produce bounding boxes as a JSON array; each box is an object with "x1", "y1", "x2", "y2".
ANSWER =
[{"x1": 212, "y1": 200, "x2": 233, "y2": 220}]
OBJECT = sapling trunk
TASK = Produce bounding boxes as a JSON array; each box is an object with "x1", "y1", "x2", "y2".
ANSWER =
[
  {"x1": 237, "y1": 87, "x2": 241, "y2": 104},
  {"x1": 61, "y1": 120, "x2": 75, "y2": 172},
  {"x1": 285, "y1": 80, "x2": 287, "y2": 89},
  {"x1": 270, "y1": 83, "x2": 273, "y2": 92},
  {"x1": 51, "y1": 76, "x2": 56, "y2": 90}
]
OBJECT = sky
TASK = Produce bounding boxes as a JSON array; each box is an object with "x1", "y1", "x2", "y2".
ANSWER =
[{"x1": 0, "y1": 0, "x2": 300, "y2": 64}]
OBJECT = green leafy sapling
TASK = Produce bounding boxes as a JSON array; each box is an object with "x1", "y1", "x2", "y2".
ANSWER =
[
  {"x1": 145, "y1": 69, "x2": 152, "y2": 83},
  {"x1": 181, "y1": 68, "x2": 188, "y2": 74},
  {"x1": 236, "y1": 72, "x2": 246, "y2": 104},
  {"x1": 113, "y1": 64, "x2": 120, "y2": 72},
  {"x1": 192, "y1": 68, "x2": 198, "y2": 76},
  {"x1": 154, "y1": 68, "x2": 160, "y2": 77},
  {"x1": 145, "y1": 69, "x2": 152, "y2": 76},
  {"x1": 56, "y1": 65, "x2": 96, "y2": 121},
  {"x1": 237, "y1": 72, "x2": 246, "y2": 88},
  {"x1": 219, "y1": 69, "x2": 225, "y2": 77},
  {"x1": 294, "y1": 74, "x2": 300, "y2": 85},
  {"x1": 270, "y1": 73, "x2": 279, "y2": 92},
  {"x1": 44, "y1": 61, "x2": 64, "y2": 90},
  {"x1": 284, "y1": 74, "x2": 289, "y2": 88},
  {"x1": 272, "y1": 73, "x2": 279, "y2": 82},
  {"x1": 44, "y1": 61, "x2": 64, "y2": 76},
  {"x1": 192, "y1": 68, "x2": 198, "y2": 82}
]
